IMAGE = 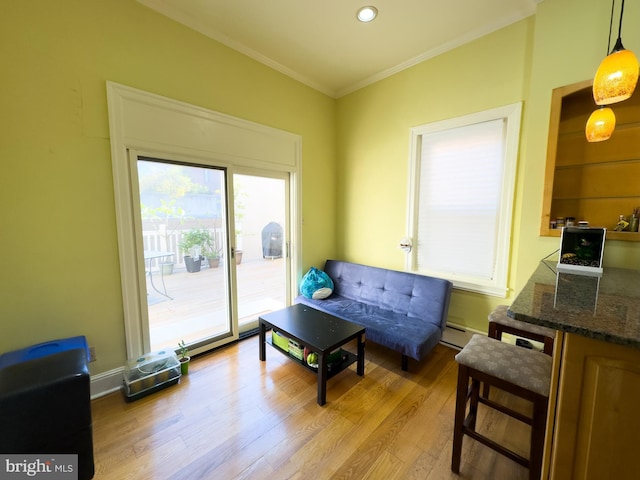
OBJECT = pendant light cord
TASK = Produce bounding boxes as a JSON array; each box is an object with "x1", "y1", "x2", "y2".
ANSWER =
[
  {"x1": 617, "y1": 0, "x2": 625, "y2": 42},
  {"x1": 607, "y1": 0, "x2": 615, "y2": 54}
]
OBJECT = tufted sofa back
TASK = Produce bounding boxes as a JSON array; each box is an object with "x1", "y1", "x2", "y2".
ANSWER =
[{"x1": 323, "y1": 259, "x2": 452, "y2": 329}]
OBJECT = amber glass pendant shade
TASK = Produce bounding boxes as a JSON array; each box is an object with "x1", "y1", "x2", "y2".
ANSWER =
[
  {"x1": 585, "y1": 107, "x2": 616, "y2": 142},
  {"x1": 593, "y1": 40, "x2": 639, "y2": 105}
]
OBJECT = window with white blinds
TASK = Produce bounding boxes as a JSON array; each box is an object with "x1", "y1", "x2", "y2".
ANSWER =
[{"x1": 407, "y1": 103, "x2": 521, "y2": 297}]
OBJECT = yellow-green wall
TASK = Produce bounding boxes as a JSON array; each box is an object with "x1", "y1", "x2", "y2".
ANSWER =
[
  {"x1": 335, "y1": 0, "x2": 640, "y2": 332},
  {"x1": 2, "y1": 0, "x2": 640, "y2": 377},
  {"x1": 515, "y1": 0, "x2": 640, "y2": 286},
  {"x1": 0, "y1": 0, "x2": 336, "y2": 373}
]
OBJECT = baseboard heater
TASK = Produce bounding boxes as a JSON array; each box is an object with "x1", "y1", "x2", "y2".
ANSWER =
[{"x1": 440, "y1": 324, "x2": 475, "y2": 350}]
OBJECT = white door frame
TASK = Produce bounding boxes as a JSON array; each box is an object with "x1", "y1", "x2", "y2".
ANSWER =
[{"x1": 107, "y1": 82, "x2": 302, "y2": 360}]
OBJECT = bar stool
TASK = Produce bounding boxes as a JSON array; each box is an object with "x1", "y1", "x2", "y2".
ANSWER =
[
  {"x1": 484, "y1": 305, "x2": 555, "y2": 398},
  {"x1": 489, "y1": 305, "x2": 555, "y2": 355},
  {"x1": 451, "y1": 334, "x2": 552, "y2": 480}
]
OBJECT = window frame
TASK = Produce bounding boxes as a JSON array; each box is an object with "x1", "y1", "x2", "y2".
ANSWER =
[{"x1": 406, "y1": 102, "x2": 522, "y2": 297}]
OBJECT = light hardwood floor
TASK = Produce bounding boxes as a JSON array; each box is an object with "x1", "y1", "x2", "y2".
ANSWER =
[{"x1": 91, "y1": 337, "x2": 532, "y2": 479}]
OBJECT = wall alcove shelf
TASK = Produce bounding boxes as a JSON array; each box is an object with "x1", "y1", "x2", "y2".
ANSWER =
[{"x1": 541, "y1": 79, "x2": 640, "y2": 241}]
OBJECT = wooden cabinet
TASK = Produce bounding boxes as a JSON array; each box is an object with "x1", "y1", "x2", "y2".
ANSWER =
[
  {"x1": 541, "y1": 79, "x2": 640, "y2": 241},
  {"x1": 548, "y1": 333, "x2": 640, "y2": 479}
]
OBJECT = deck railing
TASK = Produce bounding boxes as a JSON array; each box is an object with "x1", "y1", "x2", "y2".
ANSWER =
[{"x1": 142, "y1": 228, "x2": 224, "y2": 268}]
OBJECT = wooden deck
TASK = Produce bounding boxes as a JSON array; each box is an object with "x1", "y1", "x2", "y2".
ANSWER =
[{"x1": 146, "y1": 257, "x2": 286, "y2": 350}]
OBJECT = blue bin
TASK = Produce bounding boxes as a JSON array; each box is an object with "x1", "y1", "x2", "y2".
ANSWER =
[
  {"x1": 0, "y1": 335, "x2": 89, "y2": 368},
  {"x1": 0, "y1": 335, "x2": 94, "y2": 479}
]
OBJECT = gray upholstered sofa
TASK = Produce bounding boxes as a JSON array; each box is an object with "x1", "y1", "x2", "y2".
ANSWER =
[{"x1": 295, "y1": 260, "x2": 453, "y2": 371}]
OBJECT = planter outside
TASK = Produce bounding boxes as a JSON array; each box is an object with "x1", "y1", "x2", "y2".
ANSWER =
[
  {"x1": 160, "y1": 262, "x2": 174, "y2": 275},
  {"x1": 184, "y1": 255, "x2": 201, "y2": 273},
  {"x1": 235, "y1": 250, "x2": 243, "y2": 265},
  {"x1": 180, "y1": 357, "x2": 190, "y2": 375},
  {"x1": 207, "y1": 257, "x2": 220, "y2": 268}
]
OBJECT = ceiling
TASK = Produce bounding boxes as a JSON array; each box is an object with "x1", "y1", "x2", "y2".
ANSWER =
[{"x1": 137, "y1": 0, "x2": 542, "y2": 98}]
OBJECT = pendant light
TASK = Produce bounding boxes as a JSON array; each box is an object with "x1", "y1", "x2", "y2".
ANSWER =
[
  {"x1": 593, "y1": 0, "x2": 639, "y2": 105},
  {"x1": 585, "y1": 106, "x2": 616, "y2": 142}
]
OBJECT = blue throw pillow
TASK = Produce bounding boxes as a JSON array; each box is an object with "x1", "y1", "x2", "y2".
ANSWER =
[{"x1": 300, "y1": 267, "x2": 334, "y2": 299}]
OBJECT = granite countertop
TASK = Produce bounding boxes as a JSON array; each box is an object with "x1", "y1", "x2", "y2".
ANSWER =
[{"x1": 508, "y1": 261, "x2": 640, "y2": 349}]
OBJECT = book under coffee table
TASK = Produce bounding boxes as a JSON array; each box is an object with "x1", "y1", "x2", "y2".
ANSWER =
[{"x1": 259, "y1": 304, "x2": 365, "y2": 406}]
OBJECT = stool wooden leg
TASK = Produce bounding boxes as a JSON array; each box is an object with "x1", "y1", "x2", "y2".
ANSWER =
[
  {"x1": 483, "y1": 324, "x2": 501, "y2": 398},
  {"x1": 469, "y1": 377, "x2": 481, "y2": 430},
  {"x1": 529, "y1": 395, "x2": 548, "y2": 480},
  {"x1": 488, "y1": 322, "x2": 499, "y2": 340},
  {"x1": 451, "y1": 364, "x2": 469, "y2": 473}
]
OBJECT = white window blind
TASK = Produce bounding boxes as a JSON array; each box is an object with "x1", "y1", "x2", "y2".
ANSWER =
[{"x1": 408, "y1": 103, "x2": 521, "y2": 296}]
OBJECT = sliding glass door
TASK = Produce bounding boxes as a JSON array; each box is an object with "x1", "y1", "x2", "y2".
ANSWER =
[
  {"x1": 133, "y1": 158, "x2": 290, "y2": 354},
  {"x1": 107, "y1": 82, "x2": 301, "y2": 361},
  {"x1": 234, "y1": 173, "x2": 288, "y2": 334},
  {"x1": 137, "y1": 158, "x2": 232, "y2": 352}
]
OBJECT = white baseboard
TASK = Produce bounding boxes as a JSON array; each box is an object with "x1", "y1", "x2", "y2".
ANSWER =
[
  {"x1": 89, "y1": 324, "x2": 484, "y2": 398},
  {"x1": 90, "y1": 367, "x2": 124, "y2": 399}
]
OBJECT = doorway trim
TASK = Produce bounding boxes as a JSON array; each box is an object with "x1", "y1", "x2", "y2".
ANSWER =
[{"x1": 107, "y1": 82, "x2": 302, "y2": 360}]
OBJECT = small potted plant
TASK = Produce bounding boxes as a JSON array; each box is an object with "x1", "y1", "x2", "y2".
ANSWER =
[
  {"x1": 178, "y1": 340, "x2": 190, "y2": 375},
  {"x1": 179, "y1": 228, "x2": 210, "y2": 273},
  {"x1": 203, "y1": 224, "x2": 222, "y2": 268},
  {"x1": 205, "y1": 249, "x2": 221, "y2": 268}
]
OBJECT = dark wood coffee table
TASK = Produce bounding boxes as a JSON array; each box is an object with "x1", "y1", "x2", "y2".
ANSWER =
[{"x1": 259, "y1": 304, "x2": 365, "y2": 406}]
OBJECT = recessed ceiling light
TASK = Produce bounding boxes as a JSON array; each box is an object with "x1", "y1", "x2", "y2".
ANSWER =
[{"x1": 357, "y1": 6, "x2": 378, "y2": 23}]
